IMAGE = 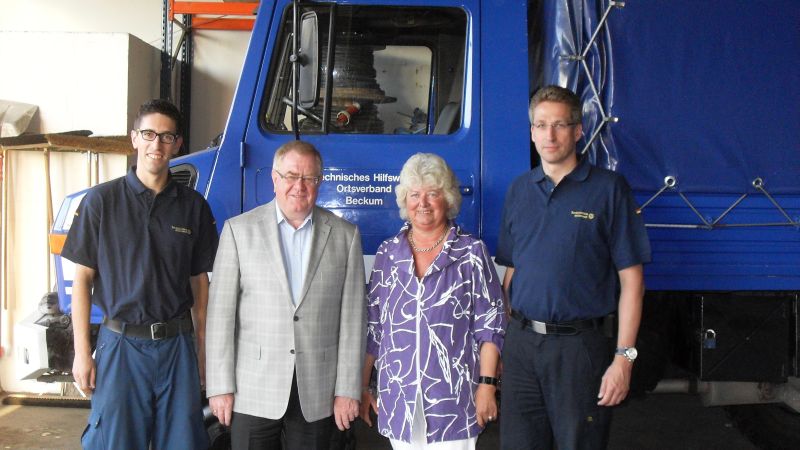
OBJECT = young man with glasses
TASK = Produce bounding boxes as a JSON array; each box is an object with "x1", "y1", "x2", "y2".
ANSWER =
[
  {"x1": 496, "y1": 85, "x2": 651, "y2": 449},
  {"x1": 206, "y1": 140, "x2": 366, "y2": 449},
  {"x1": 63, "y1": 99, "x2": 218, "y2": 449}
]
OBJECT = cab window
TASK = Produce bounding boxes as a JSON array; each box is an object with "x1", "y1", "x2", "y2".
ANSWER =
[{"x1": 262, "y1": 5, "x2": 466, "y2": 135}]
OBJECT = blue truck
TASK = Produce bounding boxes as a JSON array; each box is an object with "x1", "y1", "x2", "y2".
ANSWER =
[{"x1": 44, "y1": 0, "x2": 798, "y2": 447}]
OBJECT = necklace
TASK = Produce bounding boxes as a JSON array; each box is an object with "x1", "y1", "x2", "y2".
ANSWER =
[{"x1": 408, "y1": 228, "x2": 447, "y2": 253}]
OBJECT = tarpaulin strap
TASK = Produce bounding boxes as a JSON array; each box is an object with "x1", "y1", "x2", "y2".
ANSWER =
[{"x1": 639, "y1": 176, "x2": 800, "y2": 229}]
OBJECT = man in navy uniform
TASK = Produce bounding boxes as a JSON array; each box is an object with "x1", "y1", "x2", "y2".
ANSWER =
[
  {"x1": 497, "y1": 85, "x2": 651, "y2": 449},
  {"x1": 63, "y1": 99, "x2": 218, "y2": 449}
]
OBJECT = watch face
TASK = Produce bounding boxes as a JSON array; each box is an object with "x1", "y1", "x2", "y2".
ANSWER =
[{"x1": 625, "y1": 347, "x2": 638, "y2": 360}]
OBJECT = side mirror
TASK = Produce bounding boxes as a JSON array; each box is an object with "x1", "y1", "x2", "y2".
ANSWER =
[{"x1": 298, "y1": 11, "x2": 319, "y2": 108}]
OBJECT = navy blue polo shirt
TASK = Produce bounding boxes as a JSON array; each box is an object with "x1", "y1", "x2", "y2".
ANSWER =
[
  {"x1": 496, "y1": 157, "x2": 651, "y2": 322},
  {"x1": 62, "y1": 168, "x2": 218, "y2": 324}
]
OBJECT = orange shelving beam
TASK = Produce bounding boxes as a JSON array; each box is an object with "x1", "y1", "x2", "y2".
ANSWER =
[{"x1": 169, "y1": 0, "x2": 259, "y2": 31}]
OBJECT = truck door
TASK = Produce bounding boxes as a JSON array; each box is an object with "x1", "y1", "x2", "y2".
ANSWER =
[{"x1": 242, "y1": 1, "x2": 478, "y2": 254}]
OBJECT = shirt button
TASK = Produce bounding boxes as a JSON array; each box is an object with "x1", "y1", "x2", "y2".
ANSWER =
[
  {"x1": 294, "y1": 316, "x2": 299, "y2": 322},
  {"x1": 290, "y1": 349, "x2": 295, "y2": 354}
]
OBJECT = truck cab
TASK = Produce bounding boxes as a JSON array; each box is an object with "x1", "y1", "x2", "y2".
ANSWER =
[{"x1": 175, "y1": 0, "x2": 530, "y2": 256}]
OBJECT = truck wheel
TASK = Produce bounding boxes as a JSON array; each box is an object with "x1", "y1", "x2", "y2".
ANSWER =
[{"x1": 726, "y1": 404, "x2": 800, "y2": 450}]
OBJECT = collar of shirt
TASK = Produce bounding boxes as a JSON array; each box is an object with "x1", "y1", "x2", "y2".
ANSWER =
[
  {"x1": 275, "y1": 206, "x2": 313, "y2": 230},
  {"x1": 531, "y1": 156, "x2": 591, "y2": 183},
  {"x1": 125, "y1": 166, "x2": 178, "y2": 197},
  {"x1": 531, "y1": 156, "x2": 591, "y2": 194},
  {"x1": 392, "y1": 221, "x2": 460, "y2": 277}
]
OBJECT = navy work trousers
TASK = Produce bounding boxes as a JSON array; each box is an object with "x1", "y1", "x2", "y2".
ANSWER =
[
  {"x1": 500, "y1": 317, "x2": 613, "y2": 450},
  {"x1": 81, "y1": 326, "x2": 208, "y2": 450}
]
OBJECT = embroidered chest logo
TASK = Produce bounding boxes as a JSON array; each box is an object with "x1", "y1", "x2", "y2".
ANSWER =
[
  {"x1": 171, "y1": 226, "x2": 193, "y2": 235},
  {"x1": 570, "y1": 210, "x2": 595, "y2": 220}
]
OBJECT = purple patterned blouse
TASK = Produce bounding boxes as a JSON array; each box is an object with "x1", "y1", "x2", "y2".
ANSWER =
[{"x1": 366, "y1": 223, "x2": 506, "y2": 443}]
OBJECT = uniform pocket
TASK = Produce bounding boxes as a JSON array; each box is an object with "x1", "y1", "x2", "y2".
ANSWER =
[
  {"x1": 93, "y1": 327, "x2": 119, "y2": 372},
  {"x1": 81, "y1": 410, "x2": 106, "y2": 450}
]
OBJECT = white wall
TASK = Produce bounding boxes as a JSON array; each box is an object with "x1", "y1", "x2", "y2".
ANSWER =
[
  {"x1": 191, "y1": 30, "x2": 249, "y2": 148},
  {"x1": 0, "y1": 0, "x2": 250, "y2": 150},
  {"x1": 0, "y1": 32, "x2": 160, "y2": 136}
]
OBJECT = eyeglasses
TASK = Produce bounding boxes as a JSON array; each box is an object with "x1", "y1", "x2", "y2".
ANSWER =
[
  {"x1": 136, "y1": 129, "x2": 180, "y2": 144},
  {"x1": 532, "y1": 122, "x2": 577, "y2": 132},
  {"x1": 274, "y1": 169, "x2": 321, "y2": 186}
]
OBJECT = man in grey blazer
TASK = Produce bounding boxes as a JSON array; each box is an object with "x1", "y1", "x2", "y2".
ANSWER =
[{"x1": 206, "y1": 140, "x2": 366, "y2": 449}]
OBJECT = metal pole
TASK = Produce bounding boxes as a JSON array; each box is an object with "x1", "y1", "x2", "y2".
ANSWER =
[
  {"x1": 180, "y1": 13, "x2": 193, "y2": 154},
  {"x1": 93, "y1": 152, "x2": 99, "y2": 186},
  {"x1": 86, "y1": 150, "x2": 92, "y2": 187},
  {"x1": 44, "y1": 149, "x2": 53, "y2": 290},
  {"x1": 1, "y1": 148, "x2": 7, "y2": 311},
  {"x1": 161, "y1": 0, "x2": 173, "y2": 100},
  {"x1": 291, "y1": 0, "x2": 300, "y2": 139},
  {"x1": 322, "y1": 5, "x2": 336, "y2": 134}
]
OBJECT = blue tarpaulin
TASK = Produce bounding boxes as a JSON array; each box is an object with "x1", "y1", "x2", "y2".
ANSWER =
[{"x1": 533, "y1": 0, "x2": 800, "y2": 195}]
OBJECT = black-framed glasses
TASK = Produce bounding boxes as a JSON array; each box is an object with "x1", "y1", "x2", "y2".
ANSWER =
[
  {"x1": 274, "y1": 169, "x2": 321, "y2": 186},
  {"x1": 136, "y1": 129, "x2": 180, "y2": 144},
  {"x1": 532, "y1": 122, "x2": 577, "y2": 132}
]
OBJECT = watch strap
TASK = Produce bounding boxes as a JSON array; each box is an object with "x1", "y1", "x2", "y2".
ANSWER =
[
  {"x1": 615, "y1": 347, "x2": 637, "y2": 362},
  {"x1": 478, "y1": 376, "x2": 499, "y2": 386}
]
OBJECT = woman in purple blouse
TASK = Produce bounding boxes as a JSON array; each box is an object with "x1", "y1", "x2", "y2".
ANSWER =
[{"x1": 360, "y1": 153, "x2": 506, "y2": 449}]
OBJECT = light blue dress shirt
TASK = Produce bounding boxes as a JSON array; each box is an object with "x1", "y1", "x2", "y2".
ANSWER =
[{"x1": 276, "y1": 206, "x2": 314, "y2": 306}]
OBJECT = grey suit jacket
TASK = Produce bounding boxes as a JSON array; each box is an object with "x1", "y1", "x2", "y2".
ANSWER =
[{"x1": 205, "y1": 201, "x2": 366, "y2": 421}]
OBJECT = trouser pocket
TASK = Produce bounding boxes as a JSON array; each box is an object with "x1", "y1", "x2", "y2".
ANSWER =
[{"x1": 81, "y1": 410, "x2": 106, "y2": 450}]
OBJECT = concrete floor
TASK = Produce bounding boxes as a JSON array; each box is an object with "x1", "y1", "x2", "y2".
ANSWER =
[
  {"x1": 0, "y1": 401, "x2": 86, "y2": 449},
  {"x1": 0, "y1": 393, "x2": 757, "y2": 449}
]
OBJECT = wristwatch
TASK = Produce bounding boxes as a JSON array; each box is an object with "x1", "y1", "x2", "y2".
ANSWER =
[
  {"x1": 615, "y1": 347, "x2": 638, "y2": 363},
  {"x1": 478, "y1": 376, "x2": 500, "y2": 386}
]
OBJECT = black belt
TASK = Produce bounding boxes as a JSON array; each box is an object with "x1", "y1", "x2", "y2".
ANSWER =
[
  {"x1": 510, "y1": 310, "x2": 601, "y2": 336},
  {"x1": 103, "y1": 315, "x2": 193, "y2": 340}
]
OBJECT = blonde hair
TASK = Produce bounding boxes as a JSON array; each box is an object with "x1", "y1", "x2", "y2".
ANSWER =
[{"x1": 395, "y1": 153, "x2": 461, "y2": 220}]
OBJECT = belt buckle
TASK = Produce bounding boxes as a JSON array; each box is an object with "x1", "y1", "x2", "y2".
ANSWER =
[
  {"x1": 150, "y1": 322, "x2": 167, "y2": 340},
  {"x1": 532, "y1": 320, "x2": 548, "y2": 335}
]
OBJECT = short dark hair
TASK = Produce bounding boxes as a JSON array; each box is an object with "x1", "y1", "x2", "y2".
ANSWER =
[
  {"x1": 529, "y1": 85, "x2": 582, "y2": 125},
  {"x1": 134, "y1": 99, "x2": 183, "y2": 135},
  {"x1": 273, "y1": 140, "x2": 323, "y2": 174}
]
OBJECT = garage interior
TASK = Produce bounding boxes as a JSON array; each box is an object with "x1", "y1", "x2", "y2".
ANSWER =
[{"x1": 0, "y1": 1, "x2": 774, "y2": 449}]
